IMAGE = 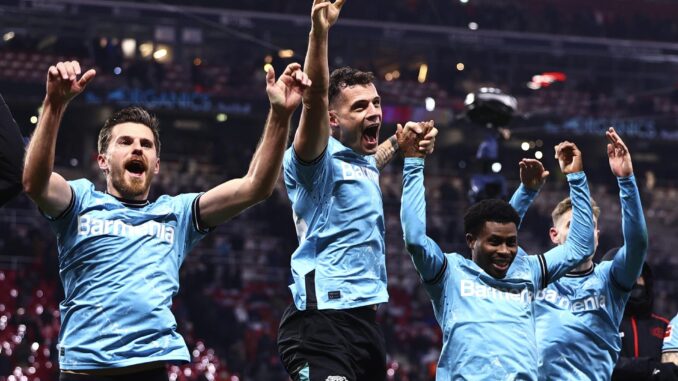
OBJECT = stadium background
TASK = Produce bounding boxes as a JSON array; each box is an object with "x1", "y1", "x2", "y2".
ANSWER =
[{"x1": 0, "y1": 0, "x2": 677, "y2": 380}]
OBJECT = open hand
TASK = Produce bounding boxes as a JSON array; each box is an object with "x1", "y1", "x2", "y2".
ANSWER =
[
  {"x1": 46, "y1": 61, "x2": 96, "y2": 106},
  {"x1": 266, "y1": 63, "x2": 312, "y2": 117},
  {"x1": 519, "y1": 158, "x2": 549, "y2": 190},
  {"x1": 606, "y1": 127, "x2": 633, "y2": 177}
]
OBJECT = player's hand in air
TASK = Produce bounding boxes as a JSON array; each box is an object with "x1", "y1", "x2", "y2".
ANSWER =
[
  {"x1": 555, "y1": 141, "x2": 583, "y2": 175},
  {"x1": 311, "y1": 0, "x2": 346, "y2": 35},
  {"x1": 397, "y1": 120, "x2": 435, "y2": 158},
  {"x1": 519, "y1": 158, "x2": 549, "y2": 190},
  {"x1": 266, "y1": 63, "x2": 312, "y2": 117},
  {"x1": 46, "y1": 61, "x2": 96, "y2": 107},
  {"x1": 418, "y1": 123, "x2": 438, "y2": 155},
  {"x1": 606, "y1": 127, "x2": 633, "y2": 177}
]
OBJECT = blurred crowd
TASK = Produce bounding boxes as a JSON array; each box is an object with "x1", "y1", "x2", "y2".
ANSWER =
[{"x1": 157, "y1": 0, "x2": 678, "y2": 42}]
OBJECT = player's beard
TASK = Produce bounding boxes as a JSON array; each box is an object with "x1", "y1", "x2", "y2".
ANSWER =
[{"x1": 109, "y1": 165, "x2": 152, "y2": 199}]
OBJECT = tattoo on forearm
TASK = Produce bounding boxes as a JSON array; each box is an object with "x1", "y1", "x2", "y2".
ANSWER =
[
  {"x1": 663, "y1": 352, "x2": 678, "y2": 365},
  {"x1": 375, "y1": 135, "x2": 399, "y2": 170}
]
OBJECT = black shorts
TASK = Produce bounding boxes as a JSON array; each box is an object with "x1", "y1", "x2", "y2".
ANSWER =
[
  {"x1": 59, "y1": 367, "x2": 169, "y2": 381},
  {"x1": 277, "y1": 303, "x2": 386, "y2": 381}
]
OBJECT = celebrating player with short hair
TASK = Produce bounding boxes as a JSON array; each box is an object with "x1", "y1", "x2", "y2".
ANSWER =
[
  {"x1": 276, "y1": 1, "x2": 437, "y2": 380},
  {"x1": 399, "y1": 137, "x2": 595, "y2": 380},
  {"x1": 510, "y1": 127, "x2": 649, "y2": 380},
  {"x1": 23, "y1": 60, "x2": 310, "y2": 380}
]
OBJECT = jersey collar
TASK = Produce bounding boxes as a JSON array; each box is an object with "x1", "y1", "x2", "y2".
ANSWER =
[
  {"x1": 107, "y1": 192, "x2": 150, "y2": 208},
  {"x1": 565, "y1": 264, "x2": 595, "y2": 277}
]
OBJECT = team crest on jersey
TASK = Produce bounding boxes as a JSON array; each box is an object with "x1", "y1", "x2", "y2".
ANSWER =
[{"x1": 325, "y1": 377, "x2": 348, "y2": 381}]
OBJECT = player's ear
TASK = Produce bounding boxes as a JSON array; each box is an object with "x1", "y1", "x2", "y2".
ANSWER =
[
  {"x1": 329, "y1": 110, "x2": 340, "y2": 129},
  {"x1": 153, "y1": 158, "x2": 160, "y2": 175},
  {"x1": 97, "y1": 153, "x2": 109, "y2": 174},
  {"x1": 465, "y1": 233, "x2": 475, "y2": 249},
  {"x1": 549, "y1": 227, "x2": 559, "y2": 244}
]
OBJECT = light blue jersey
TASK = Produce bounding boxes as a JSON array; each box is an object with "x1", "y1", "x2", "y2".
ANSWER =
[
  {"x1": 400, "y1": 158, "x2": 594, "y2": 380},
  {"x1": 664, "y1": 314, "x2": 678, "y2": 354},
  {"x1": 510, "y1": 176, "x2": 648, "y2": 381},
  {"x1": 283, "y1": 137, "x2": 387, "y2": 310},
  {"x1": 45, "y1": 179, "x2": 208, "y2": 370}
]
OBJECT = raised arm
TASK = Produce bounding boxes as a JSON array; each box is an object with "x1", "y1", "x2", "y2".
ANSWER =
[
  {"x1": 541, "y1": 141, "x2": 595, "y2": 283},
  {"x1": 400, "y1": 121, "x2": 446, "y2": 285},
  {"x1": 23, "y1": 61, "x2": 96, "y2": 216},
  {"x1": 198, "y1": 63, "x2": 311, "y2": 227},
  {"x1": 605, "y1": 127, "x2": 648, "y2": 290},
  {"x1": 401, "y1": 158, "x2": 447, "y2": 283},
  {"x1": 293, "y1": 0, "x2": 345, "y2": 162},
  {"x1": 509, "y1": 158, "x2": 549, "y2": 225},
  {"x1": 0, "y1": 93, "x2": 25, "y2": 206}
]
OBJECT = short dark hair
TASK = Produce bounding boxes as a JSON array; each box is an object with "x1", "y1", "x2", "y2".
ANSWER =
[
  {"x1": 329, "y1": 67, "x2": 376, "y2": 105},
  {"x1": 464, "y1": 199, "x2": 520, "y2": 236},
  {"x1": 98, "y1": 106, "x2": 161, "y2": 155}
]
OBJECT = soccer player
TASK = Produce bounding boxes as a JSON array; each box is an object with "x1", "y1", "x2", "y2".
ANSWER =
[
  {"x1": 0, "y1": 93, "x2": 24, "y2": 207},
  {"x1": 22, "y1": 60, "x2": 311, "y2": 380},
  {"x1": 276, "y1": 1, "x2": 437, "y2": 380},
  {"x1": 510, "y1": 127, "x2": 649, "y2": 380},
  {"x1": 399, "y1": 136, "x2": 595, "y2": 380},
  {"x1": 665, "y1": 314, "x2": 678, "y2": 366}
]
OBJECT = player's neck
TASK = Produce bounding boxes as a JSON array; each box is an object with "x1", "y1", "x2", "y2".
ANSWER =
[{"x1": 570, "y1": 258, "x2": 594, "y2": 274}]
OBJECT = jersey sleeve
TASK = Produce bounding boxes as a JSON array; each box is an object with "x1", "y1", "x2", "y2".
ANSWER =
[
  {"x1": 541, "y1": 171, "x2": 595, "y2": 284},
  {"x1": 172, "y1": 192, "x2": 210, "y2": 262},
  {"x1": 283, "y1": 139, "x2": 331, "y2": 191},
  {"x1": 508, "y1": 183, "x2": 539, "y2": 229},
  {"x1": 607, "y1": 175, "x2": 649, "y2": 291},
  {"x1": 400, "y1": 158, "x2": 449, "y2": 299},
  {"x1": 44, "y1": 178, "x2": 91, "y2": 226},
  {"x1": 663, "y1": 315, "x2": 678, "y2": 353}
]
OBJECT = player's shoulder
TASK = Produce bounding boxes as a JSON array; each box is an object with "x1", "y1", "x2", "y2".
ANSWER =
[
  {"x1": 327, "y1": 136, "x2": 340, "y2": 149},
  {"x1": 155, "y1": 192, "x2": 199, "y2": 211},
  {"x1": 595, "y1": 260, "x2": 617, "y2": 283},
  {"x1": 596, "y1": 260, "x2": 614, "y2": 273},
  {"x1": 445, "y1": 252, "x2": 473, "y2": 271},
  {"x1": 68, "y1": 178, "x2": 95, "y2": 193}
]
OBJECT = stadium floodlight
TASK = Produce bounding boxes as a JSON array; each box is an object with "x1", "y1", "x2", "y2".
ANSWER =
[
  {"x1": 418, "y1": 64, "x2": 428, "y2": 83},
  {"x1": 121, "y1": 38, "x2": 136, "y2": 58},
  {"x1": 278, "y1": 49, "x2": 294, "y2": 58},
  {"x1": 425, "y1": 97, "x2": 436, "y2": 111},
  {"x1": 464, "y1": 87, "x2": 517, "y2": 127}
]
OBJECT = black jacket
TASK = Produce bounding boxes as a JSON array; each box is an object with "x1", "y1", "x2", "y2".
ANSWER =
[{"x1": 611, "y1": 261, "x2": 678, "y2": 381}]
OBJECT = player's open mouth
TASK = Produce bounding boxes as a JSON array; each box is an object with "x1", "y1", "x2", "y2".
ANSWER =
[
  {"x1": 362, "y1": 124, "x2": 379, "y2": 149},
  {"x1": 125, "y1": 159, "x2": 147, "y2": 178}
]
